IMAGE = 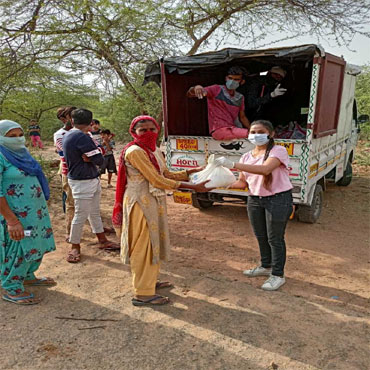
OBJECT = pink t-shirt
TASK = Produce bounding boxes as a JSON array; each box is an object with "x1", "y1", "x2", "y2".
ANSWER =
[
  {"x1": 240, "y1": 145, "x2": 293, "y2": 196},
  {"x1": 204, "y1": 85, "x2": 245, "y2": 133}
]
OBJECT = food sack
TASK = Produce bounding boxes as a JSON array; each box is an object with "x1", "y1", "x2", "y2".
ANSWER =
[{"x1": 189, "y1": 154, "x2": 236, "y2": 188}]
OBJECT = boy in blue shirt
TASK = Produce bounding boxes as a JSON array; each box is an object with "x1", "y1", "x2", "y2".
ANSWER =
[{"x1": 63, "y1": 109, "x2": 119, "y2": 263}]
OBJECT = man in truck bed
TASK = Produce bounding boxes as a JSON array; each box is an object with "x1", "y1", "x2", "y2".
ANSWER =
[
  {"x1": 187, "y1": 66, "x2": 250, "y2": 141},
  {"x1": 238, "y1": 66, "x2": 288, "y2": 123}
]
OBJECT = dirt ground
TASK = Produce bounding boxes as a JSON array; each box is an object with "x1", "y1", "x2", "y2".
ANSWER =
[{"x1": 0, "y1": 144, "x2": 369, "y2": 370}]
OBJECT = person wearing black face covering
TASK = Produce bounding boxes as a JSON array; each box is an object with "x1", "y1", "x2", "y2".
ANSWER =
[
  {"x1": 238, "y1": 66, "x2": 287, "y2": 123},
  {"x1": 187, "y1": 66, "x2": 251, "y2": 141}
]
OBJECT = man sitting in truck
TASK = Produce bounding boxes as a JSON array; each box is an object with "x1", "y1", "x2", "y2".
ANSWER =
[
  {"x1": 238, "y1": 66, "x2": 288, "y2": 123},
  {"x1": 187, "y1": 66, "x2": 250, "y2": 141}
]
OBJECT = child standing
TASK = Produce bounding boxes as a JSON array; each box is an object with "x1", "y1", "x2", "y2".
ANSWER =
[
  {"x1": 28, "y1": 119, "x2": 43, "y2": 148},
  {"x1": 100, "y1": 129, "x2": 117, "y2": 188}
]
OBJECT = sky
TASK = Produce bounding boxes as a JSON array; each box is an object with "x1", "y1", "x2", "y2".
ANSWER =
[{"x1": 259, "y1": 33, "x2": 370, "y2": 66}]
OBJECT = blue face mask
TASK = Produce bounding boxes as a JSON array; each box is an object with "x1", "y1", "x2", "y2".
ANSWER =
[
  {"x1": 248, "y1": 133, "x2": 270, "y2": 146},
  {"x1": 0, "y1": 136, "x2": 26, "y2": 152},
  {"x1": 226, "y1": 79, "x2": 240, "y2": 90}
]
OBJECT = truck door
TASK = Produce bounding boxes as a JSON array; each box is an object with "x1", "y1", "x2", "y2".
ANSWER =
[{"x1": 313, "y1": 53, "x2": 346, "y2": 138}]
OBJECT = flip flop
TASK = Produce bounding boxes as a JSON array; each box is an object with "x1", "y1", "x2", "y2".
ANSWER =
[
  {"x1": 24, "y1": 277, "x2": 57, "y2": 287},
  {"x1": 156, "y1": 281, "x2": 173, "y2": 290},
  {"x1": 66, "y1": 250, "x2": 81, "y2": 263},
  {"x1": 103, "y1": 227, "x2": 116, "y2": 235},
  {"x1": 2, "y1": 293, "x2": 40, "y2": 305},
  {"x1": 132, "y1": 295, "x2": 170, "y2": 307},
  {"x1": 98, "y1": 241, "x2": 120, "y2": 251}
]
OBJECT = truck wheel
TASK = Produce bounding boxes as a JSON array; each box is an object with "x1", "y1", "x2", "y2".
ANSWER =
[
  {"x1": 296, "y1": 184, "x2": 323, "y2": 223},
  {"x1": 191, "y1": 193, "x2": 214, "y2": 209},
  {"x1": 196, "y1": 199, "x2": 214, "y2": 209},
  {"x1": 336, "y1": 161, "x2": 353, "y2": 186}
]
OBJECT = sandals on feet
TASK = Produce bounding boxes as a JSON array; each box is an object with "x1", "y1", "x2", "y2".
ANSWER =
[
  {"x1": 66, "y1": 250, "x2": 81, "y2": 263},
  {"x1": 132, "y1": 295, "x2": 170, "y2": 306},
  {"x1": 155, "y1": 281, "x2": 173, "y2": 290},
  {"x1": 103, "y1": 227, "x2": 116, "y2": 235},
  {"x1": 2, "y1": 293, "x2": 41, "y2": 305},
  {"x1": 24, "y1": 277, "x2": 57, "y2": 287},
  {"x1": 98, "y1": 240, "x2": 120, "y2": 251}
]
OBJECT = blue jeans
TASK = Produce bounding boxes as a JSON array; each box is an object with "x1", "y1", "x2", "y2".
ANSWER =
[{"x1": 247, "y1": 190, "x2": 293, "y2": 277}]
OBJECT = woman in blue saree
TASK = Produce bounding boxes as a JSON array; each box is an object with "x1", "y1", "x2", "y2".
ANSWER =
[{"x1": 0, "y1": 120, "x2": 56, "y2": 305}]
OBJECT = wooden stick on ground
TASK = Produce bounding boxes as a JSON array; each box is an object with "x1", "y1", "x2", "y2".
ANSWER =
[
  {"x1": 55, "y1": 316, "x2": 121, "y2": 322},
  {"x1": 78, "y1": 326, "x2": 107, "y2": 330}
]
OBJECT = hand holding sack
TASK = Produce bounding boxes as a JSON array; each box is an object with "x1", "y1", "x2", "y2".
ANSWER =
[{"x1": 190, "y1": 154, "x2": 235, "y2": 188}]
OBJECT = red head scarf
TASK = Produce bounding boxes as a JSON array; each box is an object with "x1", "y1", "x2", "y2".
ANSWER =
[{"x1": 112, "y1": 115, "x2": 160, "y2": 228}]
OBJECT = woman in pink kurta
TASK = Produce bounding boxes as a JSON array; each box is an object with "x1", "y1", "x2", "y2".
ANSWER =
[{"x1": 216, "y1": 120, "x2": 293, "y2": 291}]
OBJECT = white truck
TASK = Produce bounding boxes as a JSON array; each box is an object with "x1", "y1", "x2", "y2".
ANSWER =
[{"x1": 144, "y1": 44, "x2": 361, "y2": 223}]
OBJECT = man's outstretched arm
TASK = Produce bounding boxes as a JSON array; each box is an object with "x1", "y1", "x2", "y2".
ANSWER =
[{"x1": 187, "y1": 85, "x2": 208, "y2": 99}]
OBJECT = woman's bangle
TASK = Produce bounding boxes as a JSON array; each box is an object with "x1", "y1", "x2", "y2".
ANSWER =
[{"x1": 7, "y1": 220, "x2": 20, "y2": 226}]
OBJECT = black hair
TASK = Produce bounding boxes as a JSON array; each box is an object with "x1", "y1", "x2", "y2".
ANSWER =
[
  {"x1": 250, "y1": 120, "x2": 275, "y2": 190},
  {"x1": 227, "y1": 66, "x2": 248, "y2": 79},
  {"x1": 56, "y1": 107, "x2": 66, "y2": 119},
  {"x1": 132, "y1": 119, "x2": 155, "y2": 132},
  {"x1": 101, "y1": 129, "x2": 111, "y2": 135},
  {"x1": 63, "y1": 106, "x2": 77, "y2": 118},
  {"x1": 71, "y1": 108, "x2": 93, "y2": 126},
  {"x1": 92, "y1": 119, "x2": 100, "y2": 125}
]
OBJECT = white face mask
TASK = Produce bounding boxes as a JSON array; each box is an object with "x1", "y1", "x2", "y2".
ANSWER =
[{"x1": 248, "y1": 133, "x2": 269, "y2": 146}]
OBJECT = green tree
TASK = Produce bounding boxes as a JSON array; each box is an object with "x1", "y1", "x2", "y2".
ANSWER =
[
  {"x1": 356, "y1": 65, "x2": 370, "y2": 117},
  {"x1": 1, "y1": 0, "x2": 369, "y2": 109},
  {"x1": 0, "y1": 60, "x2": 101, "y2": 139}
]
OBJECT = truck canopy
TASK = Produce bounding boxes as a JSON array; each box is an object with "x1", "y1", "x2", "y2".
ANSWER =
[{"x1": 144, "y1": 44, "x2": 322, "y2": 85}]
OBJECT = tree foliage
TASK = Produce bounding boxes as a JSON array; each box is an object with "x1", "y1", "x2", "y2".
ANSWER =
[
  {"x1": 0, "y1": 58, "x2": 101, "y2": 138},
  {"x1": 1, "y1": 0, "x2": 369, "y2": 102},
  {"x1": 356, "y1": 65, "x2": 370, "y2": 117},
  {"x1": 0, "y1": 0, "x2": 369, "y2": 135}
]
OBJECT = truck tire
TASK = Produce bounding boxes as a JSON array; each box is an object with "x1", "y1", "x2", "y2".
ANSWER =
[
  {"x1": 296, "y1": 184, "x2": 323, "y2": 223},
  {"x1": 192, "y1": 193, "x2": 214, "y2": 209},
  {"x1": 336, "y1": 161, "x2": 353, "y2": 186},
  {"x1": 196, "y1": 199, "x2": 214, "y2": 209}
]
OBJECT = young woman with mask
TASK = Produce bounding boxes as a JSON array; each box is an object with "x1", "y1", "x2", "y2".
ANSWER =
[
  {"x1": 113, "y1": 115, "x2": 210, "y2": 306},
  {"x1": 215, "y1": 120, "x2": 293, "y2": 291},
  {"x1": 0, "y1": 120, "x2": 56, "y2": 305}
]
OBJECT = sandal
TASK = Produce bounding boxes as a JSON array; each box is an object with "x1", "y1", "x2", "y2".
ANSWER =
[
  {"x1": 24, "y1": 277, "x2": 57, "y2": 287},
  {"x1": 156, "y1": 281, "x2": 173, "y2": 290},
  {"x1": 2, "y1": 293, "x2": 41, "y2": 305},
  {"x1": 132, "y1": 295, "x2": 170, "y2": 307},
  {"x1": 66, "y1": 250, "x2": 81, "y2": 263},
  {"x1": 98, "y1": 240, "x2": 120, "y2": 251},
  {"x1": 103, "y1": 227, "x2": 116, "y2": 235},
  {"x1": 132, "y1": 295, "x2": 170, "y2": 306}
]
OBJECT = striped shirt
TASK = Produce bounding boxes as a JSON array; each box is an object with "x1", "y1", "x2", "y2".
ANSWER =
[{"x1": 53, "y1": 128, "x2": 69, "y2": 175}]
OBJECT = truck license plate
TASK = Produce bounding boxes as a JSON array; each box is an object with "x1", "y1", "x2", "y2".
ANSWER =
[
  {"x1": 173, "y1": 191, "x2": 193, "y2": 205},
  {"x1": 176, "y1": 139, "x2": 198, "y2": 151}
]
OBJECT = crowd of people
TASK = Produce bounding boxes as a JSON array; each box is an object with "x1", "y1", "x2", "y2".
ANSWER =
[{"x1": 0, "y1": 81, "x2": 293, "y2": 305}]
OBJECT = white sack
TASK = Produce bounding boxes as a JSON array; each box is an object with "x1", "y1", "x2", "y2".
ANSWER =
[{"x1": 189, "y1": 154, "x2": 236, "y2": 188}]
